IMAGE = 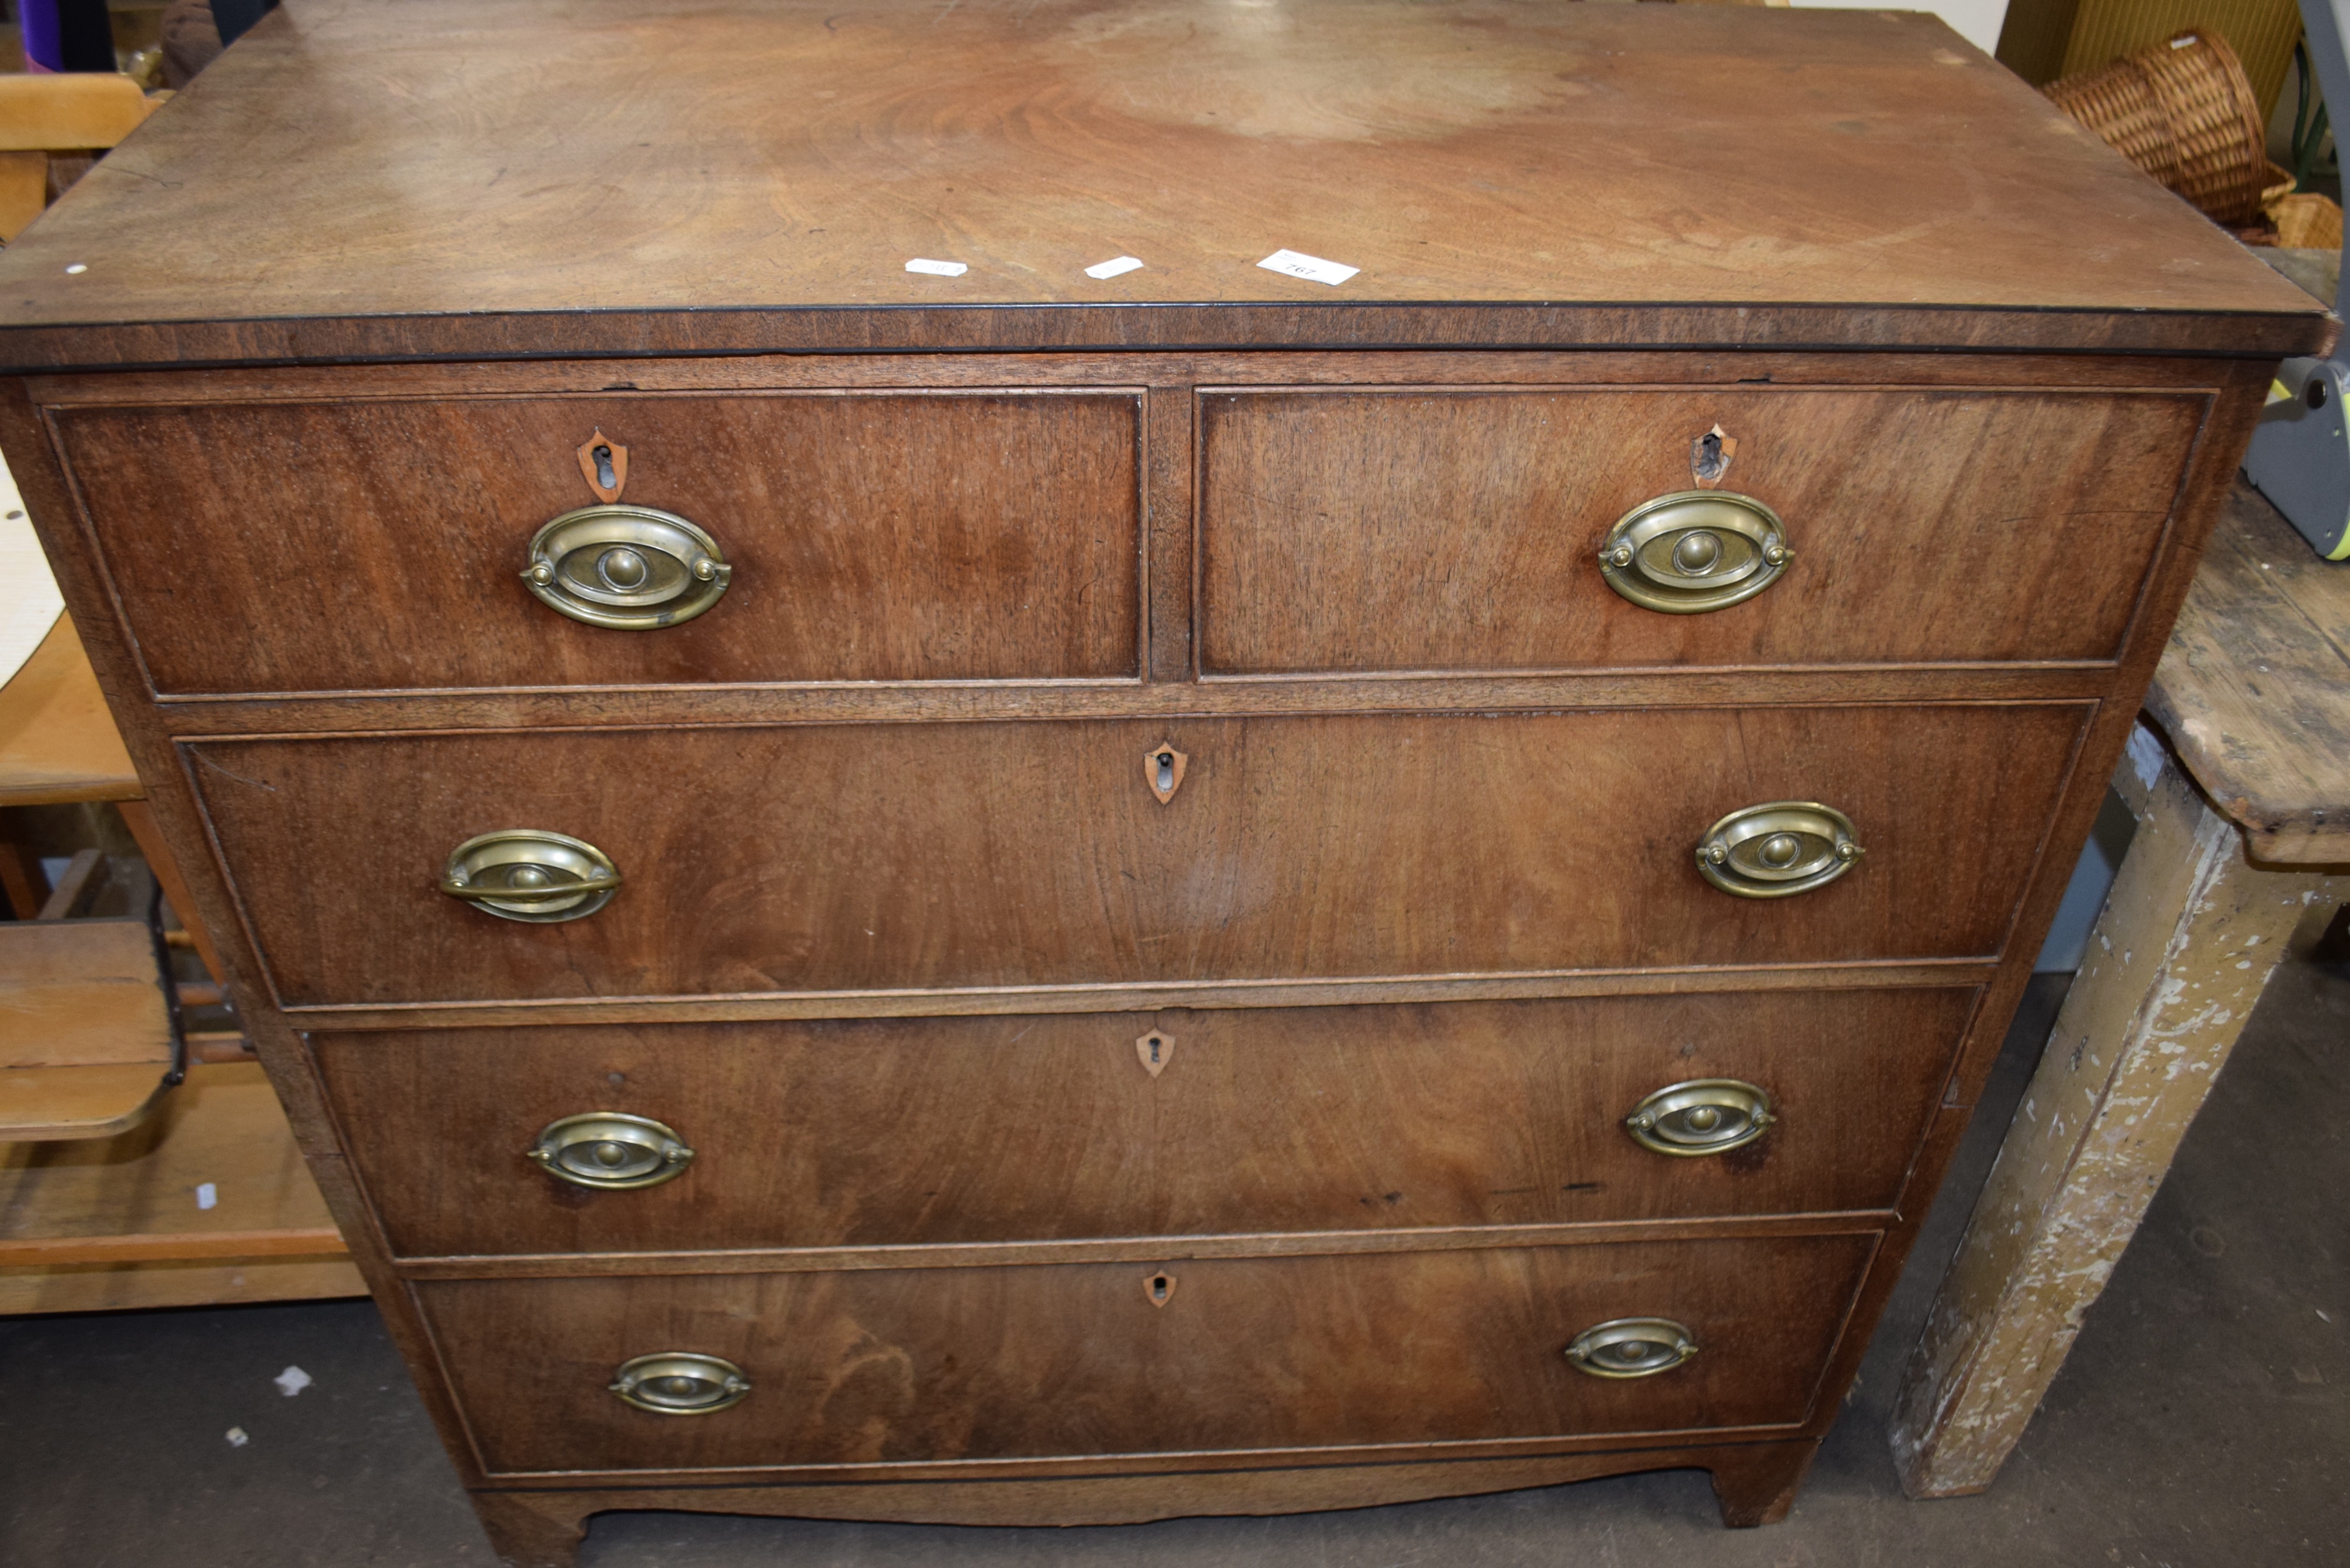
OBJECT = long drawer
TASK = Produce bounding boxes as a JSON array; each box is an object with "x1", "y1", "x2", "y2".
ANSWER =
[
  {"x1": 1200, "y1": 385, "x2": 2204, "y2": 673},
  {"x1": 51, "y1": 389, "x2": 1143, "y2": 693},
  {"x1": 192, "y1": 706, "x2": 2084, "y2": 1008},
  {"x1": 417, "y1": 1235, "x2": 1879, "y2": 1476},
  {"x1": 317, "y1": 988, "x2": 1975, "y2": 1258}
]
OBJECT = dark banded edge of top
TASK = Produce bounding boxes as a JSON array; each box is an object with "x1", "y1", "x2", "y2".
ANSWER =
[{"x1": 0, "y1": 301, "x2": 2334, "y2": 375}]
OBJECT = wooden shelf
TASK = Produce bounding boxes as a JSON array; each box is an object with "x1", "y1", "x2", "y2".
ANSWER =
[{"x1": 0, "y1": 1060, "x2": 361, "y2": 1313}]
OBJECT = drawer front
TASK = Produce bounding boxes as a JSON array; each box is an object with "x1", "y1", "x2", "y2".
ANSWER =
[
  {"x1": 319, "y1": 988, "x2": 1975, "y2": 1258},
  {"x1": 1200, "y1": 387, "x2": 2204, "y2": 673},
  {"x1": 194, "y1": 706, "x2": 2083, "y2": 1007},
  {"x1": 53, "y1": 390, "x2": 1141, "y2": 693},
  {"x1": 418, "y1": 1236, "x2": 1878, "y2": 1475}
]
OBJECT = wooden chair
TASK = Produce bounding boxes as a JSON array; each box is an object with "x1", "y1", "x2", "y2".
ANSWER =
[{"x1": 0, "y1": 72, "x2": 157, "y2": 244}]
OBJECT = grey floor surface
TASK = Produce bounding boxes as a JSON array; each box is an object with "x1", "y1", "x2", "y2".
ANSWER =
[{"x1": 3, "y1": 961, "x2": 2344, "y2": 1567}]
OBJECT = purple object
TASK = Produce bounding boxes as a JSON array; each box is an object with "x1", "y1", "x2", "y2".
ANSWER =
[
  {"x1": 18, "y1": 0, "x2": 62, "y2": 72},
  {"x1": 18, "y1": 0, "x2": 118, "y2": 73}
]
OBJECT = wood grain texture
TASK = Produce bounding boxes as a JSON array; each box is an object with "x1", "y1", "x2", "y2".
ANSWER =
[
  {"x1": 2146, "y1": 481, "x2": 2350, "y2": 864},
  {"x1": 1201, "y1": 387, "x2": 2205, "y2": 671},
  {"x1": 22, "y1": 348, "x2": 2259, "y2": 407},
  {"x1": 0, "y1": 1, "x2": 2325, "y2": 371},
  {"x1": 389, "y1": 1214, "x2": 1889, "y2": 1282},
  {"x1": 189, "y1": 707, "x2": 2084, "y2": 1008},
  {"x1": 0, "y1": 921, "x2": 172, "y2": 1069},
  {"x1": 0, "y1": 3, "x2": 2301, "y2": 1539},
  {"x1": 314, "y1": 989, "x2": 1975, "y2": 1259},
  {"x1": 417, "y1": 1235, "x2": 1876, "y2": 1478},
  {"x1": 53, "y1": 391, "x2": 1142, "y2": 694},
  {"x1": 463, "y1": 1440, "x2": 1823, "y2": 1556}
]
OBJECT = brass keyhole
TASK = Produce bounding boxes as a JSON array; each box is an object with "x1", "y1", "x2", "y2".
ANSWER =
[
  {"x1": 1145, "y1": 1270, "x2": 1176, "y2": 1307},
  {"x1": 593, "y1": 444, "x2": 618, "y2": 491},
  {"x1": 1156, "y1": 753, "x2": 1174, "y2": 789}
]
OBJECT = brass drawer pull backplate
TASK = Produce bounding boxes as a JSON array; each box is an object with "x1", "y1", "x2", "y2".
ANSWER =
[
  {"x1": 609, "y1": 1352, "x2": 750, "y2": 1415},
  {"x1": 1565, "y1": 1317, "x2": 1700, "y2": 1379},
  {"x1": 1624, "y1": 1079, "x2": 1775, "y2": 1156},
  {"x1": 523, "y1": 503, "x2": 732, "y2": 630},
  {"x1": 1599, "y1": 491, "x2": 1790, "y2": 613},
  {"x1": 1696, "y1": 801, "x2": 1863, "y2": 899},
  {"x1": 529, "y1": 1112, "x2": 694, "y2": 1190},
  {"x1": 439, "y1": 829, "x2": 621, "y2": 923}
]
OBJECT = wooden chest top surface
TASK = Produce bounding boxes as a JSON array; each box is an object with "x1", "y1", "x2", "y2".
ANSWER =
[{"x1": 0, "y1": 0, "x2": 2328, "y2": 367}]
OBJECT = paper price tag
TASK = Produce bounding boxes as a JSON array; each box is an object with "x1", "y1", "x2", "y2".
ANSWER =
[
  {"x1": 1256, "y1": 249, "x2": 1358, "y2": 286},
  {"x1": 1085, "y1": 256, "x2": 1145, "y2": 280},
  {"x1": 905, "y1": 258, "x2": 969, "y2": 277}
]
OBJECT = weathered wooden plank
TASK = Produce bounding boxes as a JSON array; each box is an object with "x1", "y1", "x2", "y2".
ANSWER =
[
  {"x1": 1888, "y1": 724, "x2": 2344, "y2": 1497},
  {"x1": 2147, "y1": 482, "x2": 2350, "y2": 864}
]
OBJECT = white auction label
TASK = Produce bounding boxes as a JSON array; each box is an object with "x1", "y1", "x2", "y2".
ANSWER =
[
  {"x1": 905, "y1": 258, "x2": 969, "y2": 277},
  {"x1": 1084, "y1": 256, "x2": 1145, "y2": 280},
  {"x1": 1256, "y1": 249, "x2": 1358, "y2": 286}
]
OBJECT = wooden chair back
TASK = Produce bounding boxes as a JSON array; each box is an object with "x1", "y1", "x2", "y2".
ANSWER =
[{"x1": 0, "y1": 73, "x2": 157, "y2": 244}]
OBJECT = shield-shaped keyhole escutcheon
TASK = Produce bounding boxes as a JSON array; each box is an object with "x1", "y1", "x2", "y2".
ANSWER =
[
  {"x1": 1145, "y1": 743, "x2": 1187, "y2": 804},
  {"x1": 1136, "y1": 1030, "x2": 1174, "y2": 1078},
  {"x1": 1145, "y1": 1270, "x2": 1177, "y2": 1308},
  {"x1": 576, "y1": 428, "x2": 630, "y2": 503}
]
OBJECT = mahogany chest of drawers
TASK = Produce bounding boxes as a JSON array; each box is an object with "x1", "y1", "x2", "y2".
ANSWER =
[{"x1": 0, "y1": 2, "x2": 2328, "y2": 1562}]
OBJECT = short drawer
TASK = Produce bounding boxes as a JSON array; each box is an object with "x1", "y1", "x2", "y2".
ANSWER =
[
  {"x1": 1199, "y1": 385, "x2": 2205, "y2": 673},
  {"x1": 52, "y1": 388, "x2": 1141, "y2": 693},
  {"x1": 192, "y1": 706, "x2": 2084, "y2": 1008},
  {"x1": 417, "y1": 1235, "x2": 1878, "y2": 1475},
  {"x1": 317, "y1": 988, "x2": 1975, "y2": 1258}
]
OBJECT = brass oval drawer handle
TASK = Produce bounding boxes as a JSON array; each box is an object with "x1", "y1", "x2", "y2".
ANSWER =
[
  {"x1": 1599, "y1": 491, "x2": 1790, "y2": 613},
  {"x1": 439, "y1": 829, "x2": 620, "y2": 923},
  {"x1": 609, "y1": 1352, "x2": 750, "y2": 1415},
  {"x1": 1624, "y1": 1079, "x2": 1775, "y2": 1157},
  {"x1": 1565, "y1": 1317, "x2": 1699, "y2": 1379},
  {"x1": 529, "y1": 1112, "x2": 694, "y2": 1189},
  {"x1": 1696, "y1": 801, "x2": 1863, "y2": 899},
  {"x1": 523, "y1": 503, "x2": 733, "y2": 630}
]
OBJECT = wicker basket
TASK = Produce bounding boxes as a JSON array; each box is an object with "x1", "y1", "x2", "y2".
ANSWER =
[{"x1": 2044, "y1": 30, "x2": 2274, "y2": 224}]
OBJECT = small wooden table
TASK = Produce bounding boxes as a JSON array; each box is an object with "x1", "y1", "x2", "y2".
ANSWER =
[{"x1": 1889, "y1": 479, "x2": 2349, "y2": 1495}]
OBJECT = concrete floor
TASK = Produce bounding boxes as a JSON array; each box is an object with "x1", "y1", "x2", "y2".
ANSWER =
[{"x1": 3, "y1": 959, "x2": 2344, "y2": 1567}]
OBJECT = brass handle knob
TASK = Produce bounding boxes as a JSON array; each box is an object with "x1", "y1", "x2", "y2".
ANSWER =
[
  {"x1": 528, "y1": 1112, "x2": 694, "y2": 1189},
  {"x1": 1696, "y1": 801, "x2": 1864, "y2": 899},
  {"x1": 439, "y1": 829, "x2": 620, "y2": 923},
  {"x1": 609, "y1": 1352, "x2": 750, "y2": 1415},
  {"x1": 522, "y1": 503, "x2": 733, "y2": 630},
  {"x1": 1624, "y1": 1079, "x2": 1775, "y2": 1156},
  {"x1": 1565, "y1": 1317, "x2": 1699, "y2": 1379},
  {"x1": 1599, "y1": 491, "x2": 1790, "y2": 613}
]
